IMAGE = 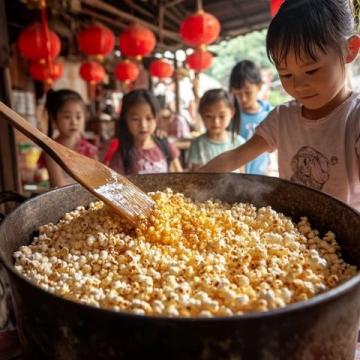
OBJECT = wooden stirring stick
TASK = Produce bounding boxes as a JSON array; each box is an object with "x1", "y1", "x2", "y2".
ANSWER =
[{"x1": 0, "y1": 102, "x2": 154, "y2": 225}]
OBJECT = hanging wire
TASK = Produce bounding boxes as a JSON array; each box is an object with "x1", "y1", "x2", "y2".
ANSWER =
[{"x1": 40, "y1": 0, "x2": 53, "y2": 88}]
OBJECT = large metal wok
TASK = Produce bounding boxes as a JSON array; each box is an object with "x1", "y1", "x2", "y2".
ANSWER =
[{"x1": 1, "y1": 173, "x2": 360, "y2": 360}]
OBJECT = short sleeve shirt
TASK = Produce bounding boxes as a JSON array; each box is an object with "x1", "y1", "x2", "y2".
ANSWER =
[
  {"x1": 255, "y1": 92, "x2": 360, "y2": 210},
  {"x1": 110, "y1": 143, "x2": 179, "y2": 175},
  {"x1": 189, "y1": 133, "x2": 245, "y2": 167},
  {"x1": 240, "y1": 100, "x2": 272, "y2": 175},
  {"x1": 38, "y1": 137, "x2": 98, "y2": 185}
]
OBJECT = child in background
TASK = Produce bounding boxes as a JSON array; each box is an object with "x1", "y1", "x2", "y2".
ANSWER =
[
  {"x1": 201, "y1": 0, "x2": 360, "y2": 210},
  {"x1": 230, "y1": 60, "x2": 272, "y2": 175},
  {"x1": 188, "y1": 89, "x2": 245, "y2": 171},
  {"x1": 158, "y1": 105, "x2": 191, "y2": 139},
  {"x1": 40, "y1": 89, "x2": 98, "y2": 187},
  {"x1": 109, "y1": 89, "x2": 183, "y2": 174}
]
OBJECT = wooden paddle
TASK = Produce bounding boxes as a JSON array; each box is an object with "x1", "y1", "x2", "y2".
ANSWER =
[{"x1": 0, "y1": 102, "x2": 154, "y2": 225}]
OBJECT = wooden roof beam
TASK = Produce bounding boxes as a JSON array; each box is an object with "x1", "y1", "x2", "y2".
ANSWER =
[
  {"x1": 81, "y1": 0, "x2": 181, "y2": 42},
  {"x1": 123, "y1": 0, "x2": 154, "y2": 20},
  {"x1": 165, "y1": 2, "x2": 185, "y2": 24},
  {"x1": 81, "y1": 8, "x2": 128, "y2": 29}
]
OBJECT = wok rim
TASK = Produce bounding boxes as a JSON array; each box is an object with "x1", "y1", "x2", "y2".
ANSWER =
[{"x1": 1, "y1": 173, "x2": 360, "y2": 323}]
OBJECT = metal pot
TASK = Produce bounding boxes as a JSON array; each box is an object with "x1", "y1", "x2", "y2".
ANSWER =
[{"x1": 1, "y1": 173, "x2": 360, "y2": 360}]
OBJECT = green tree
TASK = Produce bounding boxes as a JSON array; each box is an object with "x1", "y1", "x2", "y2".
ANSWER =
[
  {"x1": 206, "y1": 30, "x2": 291, "y2": 106},
  {"x1": 207, "y1": 29, "x2": 274, "y2": 87}
]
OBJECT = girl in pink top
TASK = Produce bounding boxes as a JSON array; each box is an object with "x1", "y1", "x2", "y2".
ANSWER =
[
  {"x1": 109, "y1": 90, "x2": 183, "y2": 175},
  {"x1": 201, "y1": 0, "x2": 360, "y2": 210},
  {"x1": 40, "y1": 89, "x2": 98, "y2": 187}
]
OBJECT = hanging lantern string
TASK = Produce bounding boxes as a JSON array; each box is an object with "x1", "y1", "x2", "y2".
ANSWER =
[
  {"x1": 197, "y1": 0, "x2": 203, "y2": 12},
  {"x1": 40, "y1": 0, "x2": 53, "y2": 84}
]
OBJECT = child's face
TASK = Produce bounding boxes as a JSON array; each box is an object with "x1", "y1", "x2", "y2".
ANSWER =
[
  {"x1": 55, "y1": 101, "x2": 85, "y2": 138},
  {"x1": 232, "y1": 81, "x2": 261, "y2": 112},
  {"x1": 159, "y1": 109, "x2": 172, "y2": 124},
  {"x1": 126, "y1": 102, "x2": 157, "y2": 142},
  {"x1": 201, "y1": 100, "x2": 233, "y2": 138},
  {"x1": 276, "y1": 46, "x2": 346, "y2": 110}
]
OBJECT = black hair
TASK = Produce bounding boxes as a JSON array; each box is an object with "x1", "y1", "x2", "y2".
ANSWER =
[
  {"x1": 229, "y1": 60, "x2": 262, "y2": 89},
  {"x1": 116, "y1": 89, "x2": 170, "y2": 173},
  {"x1": 45, "y1": 89, "x2": 84, "y2": 137},
  {"x1": 266, "y1": 0, "x2": 356, "y2": 65},
  {"x1": 198, "y1": 88, "x2": 240, "y2": 140}
]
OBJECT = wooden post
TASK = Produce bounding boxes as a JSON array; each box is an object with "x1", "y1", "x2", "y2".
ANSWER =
[
  {"x1": 0, "y1": 70, "x2": 20, "y2": 196},
  {"x1": 174, "y1": 53, "x2": 180, "y2": 114},
  {"x1": 148, "y1": 70, "x2": 154, "y2": 92},
  {"x1": 193, "y1": 71, "x2": 200, "y2": 107},
  {"x1": 0, "y1": 0, "x2": 21, "y2": 206}
]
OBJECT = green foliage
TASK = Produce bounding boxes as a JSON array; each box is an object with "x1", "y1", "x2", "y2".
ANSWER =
[
  {"x1": 354, "y1": 0, "x2": 360, "y2": 31},
  {"x1": 268, "y1": 89, "x2": 291, "y2": 107},
  {"x1": 205, "y1": 29, "x2": 292, "y2": 106},
  {"x1": 206, "y1": 29, "x2": 276, "y2": 88}
]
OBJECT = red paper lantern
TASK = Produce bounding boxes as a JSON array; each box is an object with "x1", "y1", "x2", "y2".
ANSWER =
[
  {"x1": 119, "y1": 24, "x2": 156, "y2": 58},
  {"x1": 29, "y1": 60, "x2": 63, "y2": 83},
  {"x1": 77, "y1": 24, "x2": 115, "y2": 58},
  {"x1": 270, "y1": 0, "x2": 285, "y2": 17},
  {"x1": 18, "y1": 22, "x2": 61, "y2": 61},
  {"x1": 114, "y1": 60, "x2": 140, "y2": 83},
  {"x1": 149, "y1": 59, "x2": 174, "y2": 79},
  {"x1": 186, "y1": 50, "x2": 213, "y2": 72},
  {"x1": 180, "y1": 11, "x2": 220, "y2": 47},
  {"x1": 79, "y1": 61, "x2": 106, "y2": 84}
]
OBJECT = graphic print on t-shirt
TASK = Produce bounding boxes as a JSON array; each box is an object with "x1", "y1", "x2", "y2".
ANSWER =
[
  {"x1": 290, "y1": 146, "x2": 338, "y2": 190},
  {"x1": 137, "y1": 158, "x2": 168, "y2": 174}
]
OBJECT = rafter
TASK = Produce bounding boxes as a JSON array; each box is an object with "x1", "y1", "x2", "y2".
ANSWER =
[{"x1": 81, "y1": 0, "x2": 181, "y2": 42}]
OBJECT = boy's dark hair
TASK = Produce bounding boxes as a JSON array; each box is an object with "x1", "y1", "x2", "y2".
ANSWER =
[
  {"x1": 266, "y1": 0, "x2": 356, "y2": 65},
  {"x1": 229, "y1": 60, "x2": 262, "y2": 89},
  {"x1": 45, "y1": 89, "x2": 84, "y2": 137},
  {"x1": 198, "y1": 88, "x2": 240, "y2": 140},
  {"x1": 116, "y1": 89, "x2": 170, "y2": 173}
]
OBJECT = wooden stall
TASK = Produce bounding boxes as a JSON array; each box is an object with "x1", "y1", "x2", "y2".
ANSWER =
[{"x1": 0, "y1": 0, "x2": 273, "y2": 206}]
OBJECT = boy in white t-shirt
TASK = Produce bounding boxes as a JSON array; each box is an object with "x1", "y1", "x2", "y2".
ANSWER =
[{"x1": 200, "y1": 0, "x2": 360, "y2": 210}]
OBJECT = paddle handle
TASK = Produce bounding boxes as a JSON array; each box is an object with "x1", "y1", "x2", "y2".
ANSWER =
[{"x1": 0, "y1": 101, "x2": 68, "y2": 164}]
